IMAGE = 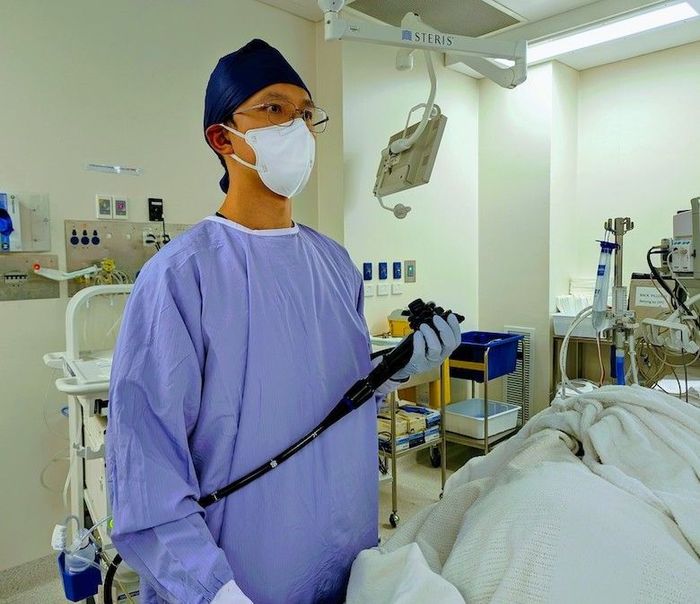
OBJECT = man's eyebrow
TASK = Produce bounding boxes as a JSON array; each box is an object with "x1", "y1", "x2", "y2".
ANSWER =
[{"x1": 260, "y1": 92, "x2": 315, "y2": 107}]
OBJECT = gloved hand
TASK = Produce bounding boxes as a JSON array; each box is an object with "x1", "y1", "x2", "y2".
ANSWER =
[{"x1": 391, "y1": 313, "x2": 461, "y2": 381}]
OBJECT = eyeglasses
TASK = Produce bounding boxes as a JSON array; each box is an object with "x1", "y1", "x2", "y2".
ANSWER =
[{"x1": 233, "y1": 101, "x2": 330, "y2": 134}]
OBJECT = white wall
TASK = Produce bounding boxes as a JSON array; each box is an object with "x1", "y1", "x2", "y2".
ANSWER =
[
  {"x1": 314, "y1": 22, "x2": 345, "y2": 244},
  {"x1": 549, "y1": 63, "x2": 580, "y2": 306},
  {"x1": 478, "y1": 64, "x2": 554, "y2": 411},
  {"x1": 576, "y1": 41, "x2": 700, "y2": 281},
  {"x1": 0, "y1": 0, "x2": 316, "y2": 571},
  {"x1": 342, "y1": 43, "x2": 480, "y2": 336}
]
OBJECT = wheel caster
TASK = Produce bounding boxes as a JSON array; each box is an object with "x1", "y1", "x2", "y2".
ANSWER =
[
  {"x1": 439, "y1": 491, "x2": 444, "y2": 500},
  {"x1": 429, "y1": 446, "x2": 441, "y2": 468},
  {"x1": 389, "y1": 513, "x2": 400, "y2": 528}
]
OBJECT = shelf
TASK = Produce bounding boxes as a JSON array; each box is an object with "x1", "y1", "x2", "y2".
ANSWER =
[
  {"x1": 553, "y1": 335, "x2": 612, "y2": 343},
  {"x1": 379, "y1": 437, "x2": 442, "y2": 459},
  {"x1": 445, "y1": 427, "x2": 519, "y2": 450}
]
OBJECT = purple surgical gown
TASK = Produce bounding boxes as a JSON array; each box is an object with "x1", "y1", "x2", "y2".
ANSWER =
[{"x1": 106, "y1": 216, "x2": 379, "y2": 603}]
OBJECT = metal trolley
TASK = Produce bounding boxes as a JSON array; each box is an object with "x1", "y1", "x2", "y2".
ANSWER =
[
  {"x1": 444, "y1": 333, "x2": 525, "y2": 454},
  {"x1": 377, "y1": 363, "x2": 448, "y2": 529}
]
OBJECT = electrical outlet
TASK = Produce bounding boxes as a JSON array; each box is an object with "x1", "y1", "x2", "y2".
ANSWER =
[
  {"x1": 404, "y1": 260, "x2": 416, "y2": 283},
  {"x1": 143, "y1": 229, "x2": 157, "y2": 247},
  {"x1": 364, "y1": 283, "x2": 376, "y2": 298},
  {"x1": 96, "y1": 195, "x2": 113, "y2": 219},
  {"x1": 113, "y1": 196, "x2": 129, "y2": 220},
  {"x1": 391, "y1": 283, "x2": 403, "y2": 295},
  {"x1": 4, "y1": 271, "x2": 28, "y2": 285},
  {"x1": 377, "y1": 283, "x2": 390, "y2": 296},
  {"x1": 148, "y1": 198, "x2": 164, "y2": 222}
]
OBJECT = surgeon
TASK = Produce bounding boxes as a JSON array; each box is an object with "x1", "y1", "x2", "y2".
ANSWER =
[{"x1": 107, "y1": 39, "x2": 461, "y2": 604}]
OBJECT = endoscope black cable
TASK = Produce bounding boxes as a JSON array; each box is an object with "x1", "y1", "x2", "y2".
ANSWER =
[{"x1": 102, "y1": 299, "x2": 464, "y2": 598}]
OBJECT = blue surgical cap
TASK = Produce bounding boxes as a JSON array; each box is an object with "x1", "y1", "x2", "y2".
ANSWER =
[{"x1": 204, "y1": 39, "x2": 311, "y2": 193}]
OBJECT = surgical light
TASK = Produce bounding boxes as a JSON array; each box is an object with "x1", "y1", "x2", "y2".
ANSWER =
[{"x1": 529, "y1": 2, "x2": 699, "y2": 63}]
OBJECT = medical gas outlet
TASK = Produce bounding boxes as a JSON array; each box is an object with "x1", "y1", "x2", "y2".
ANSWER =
[{"x1": 69, "y1": 228, "x2": 101, "y2": 247}]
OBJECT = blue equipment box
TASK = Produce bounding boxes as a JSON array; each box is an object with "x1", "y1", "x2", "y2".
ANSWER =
[
  {"x1": 424, "y1": 425, "x2": 440, "y2": 443},
  {"x1": 379, "y1": 429, "x2": 434, "y2": 453},
  {"x1": 408, "y1": 431, "x2": 425, "y2": 448},
  {"x1": 450, "y1": 331, "x2": 524, "y2": 382},
  {"x1": 57, "y1": 552, "x2": 102, "y2": 602},
  {"x1": 379, "y1": 433, "x2": 410, "y2": 453}
]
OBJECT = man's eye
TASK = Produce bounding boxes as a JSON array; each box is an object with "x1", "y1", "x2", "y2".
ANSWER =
[
  {"x1": 266, "y1": 104, "x2": 283, "y2": 114},
  {"x1": 303, "y1": 110, "x2": 314, "y2": 122}
]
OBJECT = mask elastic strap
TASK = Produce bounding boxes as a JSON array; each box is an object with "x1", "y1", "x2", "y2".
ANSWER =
[{"x1": 219, "y1": 123, "x2": 257, "y2": 171}]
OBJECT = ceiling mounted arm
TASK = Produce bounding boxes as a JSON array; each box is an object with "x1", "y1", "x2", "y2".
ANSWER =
[{"x1": 318, "y1": 1, "x2": 527, "y2": 89}]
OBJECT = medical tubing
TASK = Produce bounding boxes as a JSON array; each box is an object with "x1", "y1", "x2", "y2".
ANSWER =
[
  {"x1": 615, "y1": 352, "x2": 626, "y2": 386},
  {"x1": 103, "y1": 553, "x2": 122, "y2": 604},
  {"x1": 559, "y1": 306, "x2": 593, "y2": 398},
  {"x1": 647, "y1": 247, "x2": 699, "y2": 326},
  {"x1": 104, "y1": 298, "x2": 464, "y2": 587},
  {"x1": 629, "y1": 333, "x2": 639, "y2": 385},
  {"x1": 198, "y1": 300, "x2": 463, "y2": 508}
]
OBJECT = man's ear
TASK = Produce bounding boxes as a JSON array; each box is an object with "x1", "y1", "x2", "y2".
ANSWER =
[{"x1": 206, "y1": 124, "x2": 235, "y2": 155}]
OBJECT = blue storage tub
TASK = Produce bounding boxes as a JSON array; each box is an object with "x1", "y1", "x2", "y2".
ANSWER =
[
  {"x1": 450, "y1": 331, "x2": 524, "y2": 383},
  {"x1": 57, "y1": 552, "x2": 102, "y2": 602}
]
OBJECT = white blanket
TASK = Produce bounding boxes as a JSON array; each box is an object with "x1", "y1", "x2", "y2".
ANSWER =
[{"x1": 348, "y1": 386, "x2": 700, "y2": 604}]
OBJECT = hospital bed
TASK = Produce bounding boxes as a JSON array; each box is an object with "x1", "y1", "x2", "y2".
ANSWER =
[{"x1": 346, "y1": 384, "x2": 700, "y2": 604}]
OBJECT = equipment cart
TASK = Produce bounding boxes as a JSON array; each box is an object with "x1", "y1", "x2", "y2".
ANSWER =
[
  {"x1": 444, "y1": 332, "x2": 525, "y2": 454},
  {"x1": 373, "y1": 337, "x2": 448, "y2": 529}
]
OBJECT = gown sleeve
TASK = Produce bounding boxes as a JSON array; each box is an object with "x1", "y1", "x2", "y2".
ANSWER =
[{"x1": 106, "y1": 267, "x2": 247, "y2": 604}]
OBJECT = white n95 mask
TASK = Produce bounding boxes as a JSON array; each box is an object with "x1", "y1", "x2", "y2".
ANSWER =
[{"x1": 220, "y1": 119, "x2": 315, "y2": 198}]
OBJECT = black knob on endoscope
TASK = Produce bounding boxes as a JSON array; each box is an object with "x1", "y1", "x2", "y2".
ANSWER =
[{"x1": 406, "y1": 298, "x2": 464, "y2": 330}]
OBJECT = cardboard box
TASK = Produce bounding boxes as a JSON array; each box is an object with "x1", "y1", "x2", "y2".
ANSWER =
[
  {"x1": 629, "y1": 274, "x2": 673, "y2": 322},
  {"x1": 377, "y1": 416, "x2": 409, "y2": 436},
  {"x1": 400, "y1": 404, "x2": 441, "y2": 429},
  {"x1": 396, "y1": 410, "x2": 426, "y2": 433}
]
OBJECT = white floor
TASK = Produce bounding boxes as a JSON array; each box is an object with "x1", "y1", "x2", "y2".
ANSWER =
[{"x1": 2, "y1": 445, "x2": 477, "y2": 603}]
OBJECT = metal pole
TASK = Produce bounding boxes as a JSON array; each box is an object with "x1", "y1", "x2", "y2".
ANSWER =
[
  {"x1": 390, "y1": 391, "x2": 398, "y2": 519},
  {"x1": 440, "y1": 361, "x2": 448, "y2": 493},
  {"x1": 68, "y1": 396, "x2": 84, "y2": 539},
  {"x1": 521, "y1": 340, "x2": 526, "y2": 425},
  {"x1": 484, "y1": 350, "x2": 490, "y2": 454},
  {"x1": 614, "y1": 221, "x2": 624, "y2": 289}
]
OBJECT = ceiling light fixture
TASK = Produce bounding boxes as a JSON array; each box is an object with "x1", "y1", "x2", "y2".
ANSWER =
[{"x1": 496, "y1": 1, "x2": 699, "y2": 66}]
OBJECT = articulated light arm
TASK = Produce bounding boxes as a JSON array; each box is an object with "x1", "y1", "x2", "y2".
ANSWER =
[{"x1": 318, "y1": 1, "x2": 527, "y2": 89}]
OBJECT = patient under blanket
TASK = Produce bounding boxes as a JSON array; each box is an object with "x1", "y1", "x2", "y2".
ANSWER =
[{"x1": 347, "y1": 386, "x2": 700, "y2": 604}]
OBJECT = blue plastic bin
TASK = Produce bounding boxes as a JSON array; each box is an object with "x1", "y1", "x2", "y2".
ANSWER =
[
  {"x1": 450, "y1": 331, "x2": 524, "y2": 383},
  {"x1": 57, "y1": 552, "x2": 102, "y2": 602}
]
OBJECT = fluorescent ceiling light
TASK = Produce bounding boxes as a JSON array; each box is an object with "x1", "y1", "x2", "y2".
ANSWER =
[{"x1": 496, "y1": 1, "x2": 699, "y2": 66}]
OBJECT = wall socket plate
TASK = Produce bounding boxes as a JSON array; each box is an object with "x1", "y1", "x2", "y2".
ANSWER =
[
  {"x1": 96, "y1": 195, "x2": 113, "y2": 219},
  {"x1": 113, "y1": 196, "x2": 129, "y2": 220},
  {"x1": 148, "y1": 198, "x2": 164, "y2": 222},
  {"x1": 404, "y1": 260, "x2": 416, "y2": 283}
]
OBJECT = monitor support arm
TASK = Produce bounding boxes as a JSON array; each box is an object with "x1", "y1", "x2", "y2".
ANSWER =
[{"x1": 318, "y1": 1, "x2": 527, "y2": 89}]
